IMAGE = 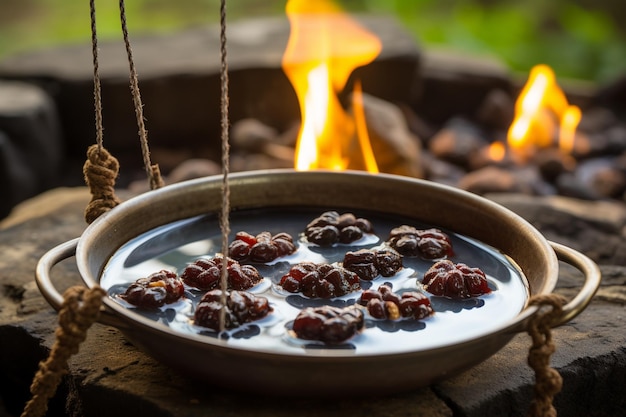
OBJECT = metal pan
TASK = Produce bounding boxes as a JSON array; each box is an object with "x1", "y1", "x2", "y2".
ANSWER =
[{"x1": 36, "y1": 169, "x2": 600, "y2": 396}]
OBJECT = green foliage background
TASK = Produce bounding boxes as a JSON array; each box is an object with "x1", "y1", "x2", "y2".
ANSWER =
[{"x1": 1, "y1": 0, "x2": 624, "y2": 84}]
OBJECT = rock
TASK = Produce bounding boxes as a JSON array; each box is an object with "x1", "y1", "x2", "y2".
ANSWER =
[
  {"x1": 532, "y1": 147, "x2": 576, "y2": 183},
  {"x1": 428, "y1": 118, "x2": 489, "y2": 169},
  {"x1": 421, "y1": 151, "x2": 467, "y2": 186},
  {"x1": 414, "y1": 49, "x2": 514, "y2": 124},
  {"x1": 356, "y1": 92, "x2": 423, "y2": 177},
  {"x1": 458, "y1": 166, "x2": 536, "y2": 195},
  {"x1": 231, "y1": 118, "x2": 280, "y2": 153},
  {"x1": 555, "y1": 172, "x2": 602, "y2": 201},
  {"x1": 0, "y1": 81, "x2": 62, "y2": 218},
  {"x1": 488, "y1": 193, "x2": 626, "y2": 265},
  {"x1": 573, "y1": 126, "x2": 626, "y2": 159},
  {"x1": 475, "y1": 88, "x2": 515, "y2": 131}
]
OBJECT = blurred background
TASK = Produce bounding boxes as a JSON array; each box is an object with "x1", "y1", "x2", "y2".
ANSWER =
[{"x1": 1, "y1": 0, "x2": 625, "y2": 84}]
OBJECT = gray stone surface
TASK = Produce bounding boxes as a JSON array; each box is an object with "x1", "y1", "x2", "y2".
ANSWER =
[
  {"x1": 414, "y1": 49, "x2": 514, "y2": 124},
  {"x1": 489, "y1": 193, "x2": 626, "y2": 265},
  {"x1": 0, "y1": 81, "x2": 62, "y2": 218},
  {"x1": 0, "y1": 187, "x2": 624, "y2": 416}
]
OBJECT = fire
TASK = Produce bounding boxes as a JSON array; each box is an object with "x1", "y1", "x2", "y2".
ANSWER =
[
  {"x1": 282, "y1": 0, "x2": 382, "y2": 171},
  {"x1": 559, "y1": 105, "x2": 582, "y2": 154},
  {"x1": 507, "y1": 64, "x2": 581, "y2": 158}
]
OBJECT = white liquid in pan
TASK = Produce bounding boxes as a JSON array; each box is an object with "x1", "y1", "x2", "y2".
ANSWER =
[{"x1": 101, "y1": 208, "x2": 529, "y2": 356}]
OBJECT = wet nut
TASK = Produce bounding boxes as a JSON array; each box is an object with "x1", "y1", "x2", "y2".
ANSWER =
[
  {"x1": 342, "y1": 247, "x2": 403, "y2": 280},
  {"x1": 358, "y1": 284, "x2": 434, "y2": 320},
  {"x1": 121, "y1": 270, "x2": 184, "y2": 309},
  {"x1": 279, "y1": 262, "x2": 361, "y2": 298},
  {"x1": 305, "y1": 211, "x2": 374, "y2": 246},
  {"x1": 291, "y1": 305, "x2": 364, "y2": 344},
  {"x1": 180, "y1": 255, "x2": 263, "y2": 291},
  {"x1": 386, "y1": 226, "x2": 452, "y2": 259},
  {"x1": 194, "y1": 289, "x2": 272, "y2": 330},
  {"x1": 422, "y1": 259, "x2": 491, "y2": 299},
  {"x1": 229, "y1": 231, "x2": 296, "y2": 263},
  {"x1": 384, "y1": 301, "x2": 401, "y2": 320}
]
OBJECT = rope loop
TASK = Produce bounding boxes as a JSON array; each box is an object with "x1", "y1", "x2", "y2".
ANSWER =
[
  {"x1": 21, "y1": 286, "x2": 106, "y2": 417},
  {"x1": 526, "y1": 293, "x2": 568, "y2": 417}
]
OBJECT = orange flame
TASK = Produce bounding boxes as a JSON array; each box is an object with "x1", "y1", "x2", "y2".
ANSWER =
[
  {"x1": 507, "y1": 64, "x2": 581, "y2": 158},
  {"x1": 282, "y1": 0, "x2": 382, "y2": 171}
]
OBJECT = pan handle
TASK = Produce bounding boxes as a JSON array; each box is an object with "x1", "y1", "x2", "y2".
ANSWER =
[
  {"x1": 35, "y1": 238, "x2": 129, "y2": 330},
  {"x1": 549, "y1": 241, "x2": 601, "y2": 327}
]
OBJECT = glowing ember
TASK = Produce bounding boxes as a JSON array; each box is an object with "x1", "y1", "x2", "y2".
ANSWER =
[
  {"x1": 282, "y1": 0, "x2": 382, "y2": 171},
  {"x1": 507, "y1": 64, "x2": 582, "y2": 158},
  {"x1": 487, "y1": 141, "x2": 506, "y2": 162}
]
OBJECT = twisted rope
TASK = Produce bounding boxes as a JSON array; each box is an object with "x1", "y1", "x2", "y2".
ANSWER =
[
  {"x1": 119, "y1": 0, "x2": 164, "y2": 190},
  {"x1": 526, "y1": 293, "x2": 568, "y2": 417},
  {"x1": 90, "y1": 0, "x2": 104, "y2": 154},
  {"x1": 20, "y1": 286, "x2": 106, "y2": 417},
  {"x1": 218, "y1": 0, "x2": 231, "y2": 333}
]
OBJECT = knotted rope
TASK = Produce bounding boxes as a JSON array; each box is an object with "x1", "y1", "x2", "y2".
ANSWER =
[
  {"x1": 20, "y1": 286, "x2": 106, "y2": 417},
  {"x1": 83, "y1": 144, "x2": 122, "y2": 224},
  {"x1": 84, "y1": 0, "x2": 166, "y2": 223},
  {"x1": 526, "y1": 293, "x2": 568, "y2": 417},
  {"x1": 83, "y1": 0, "x2": 121, "y2": 224}
]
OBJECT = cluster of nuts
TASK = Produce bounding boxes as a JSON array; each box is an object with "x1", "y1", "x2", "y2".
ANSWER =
[
  {"x1": 342, "y1": 247, "x2": 403, "y2": 280},
  {"x1": 194, "y1": 289, "x2": 272, "y2": 330},
  {"x1": 279, "y1": 262, "x2": 361, "y2": 298},
  {"x1": 228, "y1": 231, "x2": 296, "y2": 263},
  {"x1": 386, "y1": 226, "x2": 452, "y2": 259},
  {"x1": 358, "y1": 284, "x2": 434, "y2": 320},
  {"x1": 121, "y1": 270, "x2": 185, "y2": 309},
  {"x1": 180, "y1": 255, "x2": 263, "y2": 291},
  {"x1": 305, "y1": 211, "x2": 374, "y2": 246},
  {"x1": 291, "y1": 305, "x2": 364, "y2": 344},
  {"x1": 422, "y1": 260, "x2": 491, "y2": 299}
]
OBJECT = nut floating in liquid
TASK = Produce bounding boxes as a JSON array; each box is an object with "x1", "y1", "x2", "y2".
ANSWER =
[
  {"x1": 180, "y1": 255, "x2": 263, "y2": 291},
  {"x1": 279, "y1": 262, "x2": 361, "y2": 298},
  {"x1": 305, "y1": 211, "x2": 374, "y2": 246},
  {"x1": 291, "y1": 305, "x2": 364, "y2": 344},
  {"x1": 358, "y1": 284, "x2": 434, "y2": 320},
  {"x1": 343, "y1": 247, "x2": 403, "y2": 280},
  {"x1": 422, "y1": 260, "x2": 491, "y2": 299},
  {"x1": 229, "y1": 231, "x2": 296, "y2": 263},
  {"x1": 121, "y1": 270, "x2": 185, "y2": 309},
  {"x1": 386, "y1": 226, "x2": 453, "y2": 259}
]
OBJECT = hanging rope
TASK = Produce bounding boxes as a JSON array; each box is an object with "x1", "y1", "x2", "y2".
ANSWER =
[
  {"x1": 119, "y1": 0, "x2": 164, "y2": 190},
  {"x1": 218, "y1": 0, "x2": 231, "y2": 333},
  {"x1": 83, "y1": 0, "x2": 121, "y2": 224},
  {"x1": 526, "y1": 293, "x2": 567, "y2": 417},
  {"x1": 20, "y1": 286, "x2": 105, "y2": 417}
]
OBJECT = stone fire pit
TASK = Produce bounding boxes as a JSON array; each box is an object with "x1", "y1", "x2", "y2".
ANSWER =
[{"x1": 0, "y1": 15, "x2": 625, "y2": 417}]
